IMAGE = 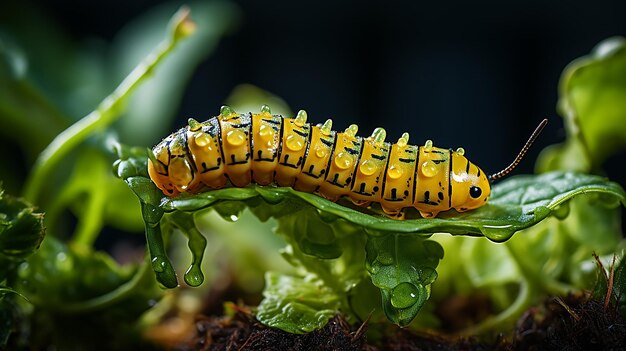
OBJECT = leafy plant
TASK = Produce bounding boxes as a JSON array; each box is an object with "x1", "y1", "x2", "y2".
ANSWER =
[
  {"x1": 116, "y1": 141, "x2": 626, "y2": 330},
  {"x1": 1, "y1": 1, "x2": 625, "y2": 348},
  {"x1": 0, "y1": 185, "x2": 45, "y2": 346},
  {"x1": 111, "y1": 36, "x2": 626, "y2": 334}
]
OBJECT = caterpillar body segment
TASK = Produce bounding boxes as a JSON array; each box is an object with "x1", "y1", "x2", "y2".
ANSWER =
[{"x1": 149, "y1": 106, "x2": 546, "y2": 219}]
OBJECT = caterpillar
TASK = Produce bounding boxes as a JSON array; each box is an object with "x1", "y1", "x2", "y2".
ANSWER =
[{"x1": 148, "y1": 105, "x2": 547, "y2": 219}]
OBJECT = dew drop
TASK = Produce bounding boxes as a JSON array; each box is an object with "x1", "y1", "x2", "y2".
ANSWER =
[
  {"x1": 151, "y1": 256, "x2": 166, "y2": 273},
  {"x1": 315, "y1": 145, "x2": 327, "y2": 158},
  {"x1": 387, "y1": 164, "x2": 403, "y2": 179},
  {"x1": 421, "y1": 161, "x2": 438, "y2": 177},
  {"x1": 259, "y1": 124, "x2": 274, "y2": 140},
  {"x1": 229, "y1": 214, "x2": 239, "y2": 222},
  {"x1": 359, "y1": 159, "x2": 378, "y2": 176},
  {"x1": 479, "y1": 224, "x2": 516, "y2": 242},
  {"x1": 286, "y1": 134, "x2": 304, "y2": 151},
  {"x1": 194, "y1": 132, "x2": 212, "y2": 147},
  {"x1": 390, "y1": 282, "x2": 420, "y2": 309},
  {"x1": 334, "y1": 152, "x2": 352, "y2": 169},
  {"x1": 226, "y1": 130, "x2": 245, "y2": 146},
  {"x1": 184, "y1": 266, "x2": 204, "y2": 287}
]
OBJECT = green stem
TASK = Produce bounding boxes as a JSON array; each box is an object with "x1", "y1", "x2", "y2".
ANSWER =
[
  {"x1": 460, "y1": 279, "x2": 533, "y2": 336},
  {"x1": 22, "y1": 6, "x2": 196, "y2": 203},
  {"x1": 72, "y1": 185, "x2": 106, "y2": 248}
]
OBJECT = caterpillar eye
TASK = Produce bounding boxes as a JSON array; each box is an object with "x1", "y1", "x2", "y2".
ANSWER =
[{"x1": 469, "y1": 186, "x2": 482, "y2": 199}]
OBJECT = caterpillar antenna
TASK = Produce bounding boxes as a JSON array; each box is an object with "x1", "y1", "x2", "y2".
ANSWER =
[{"x1": 488, "y1": 119, "x2": 548, "y2": 183}]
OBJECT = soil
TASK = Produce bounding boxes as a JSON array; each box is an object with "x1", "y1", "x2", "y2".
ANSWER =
[{"x1": 173, "y1": 293, "x2": 625, "y2": 351}]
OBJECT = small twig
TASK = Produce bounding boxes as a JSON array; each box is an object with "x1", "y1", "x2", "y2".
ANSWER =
[
  {"x1": 352, "y1": 311, "x2": 372, "y2": 342},
  {"x1": 554, "y1": 297, "x2": 581, "y2": 322},
  {"x1": 593, "y1": 252, "x2": 619, "y2": 311},
  {"x1": 593, "y1": 253, "x2": 609, "y2": 282},
  {"x1": 604, "y1": 255, "x2": 616, "y2": 310}
]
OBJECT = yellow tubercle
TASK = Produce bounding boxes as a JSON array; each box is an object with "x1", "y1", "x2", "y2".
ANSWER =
[
  {"x1": 397, "y1": 132, "x2": 409, "y2": 147},
  {"x1": 295, "y1": 110, "x2": 307, "y2": 127},
  {"x1": 320, "y1": 119, "x2": 333, "y2": 136},
  {"x1": 345, "y1": 124, "x2": 358, "y2": 138},
  {"x1": 372, "y1": 128, "x2": 386, "y2": 145},
  {"x1": 188, "y1": 118, "x2": 202, "y2": 131},
  {"x1": 219, "y1": 105, "x2": 236, "y2": 118},
  {"x1": 424, "y1": 139, "x2": 433, "y2": 151}
]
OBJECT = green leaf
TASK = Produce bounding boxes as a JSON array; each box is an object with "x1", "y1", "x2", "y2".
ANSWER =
[
  {"x1": 256, "y1": 272, "x2": 340, "y2": 334},
  {"x1": 16, "y1": 235, "x2": 162, "y2": 316},
  {"x1": 538, "y1": 36, "x2": 626, "y2": 172},
  {"x1": 148, "y1": 172, "x2": 624, "y2": 242},
  {"x1": 0, "y1": 187, "x2": 45, "y2": 260},
  {"x1": 366, "y1": 236, "x2": 442, "y2": 326}
]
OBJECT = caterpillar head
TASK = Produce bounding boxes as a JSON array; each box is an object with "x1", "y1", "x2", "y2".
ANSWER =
[
  {"x1": 450, "y1": 150, "x2": 491, "y2": 212},
  {"x1": 450, "y1": 119, "x2": 548, "y2": 213}
]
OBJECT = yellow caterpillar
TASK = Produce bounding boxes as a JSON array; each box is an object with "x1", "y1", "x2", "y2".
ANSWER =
[{"x1": 148, "y1": 105, "x2": 546, "y2": 219}]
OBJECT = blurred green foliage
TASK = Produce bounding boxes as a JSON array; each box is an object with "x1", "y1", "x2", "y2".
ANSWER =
[
  {"x1": 431, "y1": 36, "x2": 626, "y2": 335},
  {"x1": 0, "y1": 185, "x2": 44, "y2": 346},
  {"x1": 0, "y1": 2, "x2": 240, "y2": 349}
]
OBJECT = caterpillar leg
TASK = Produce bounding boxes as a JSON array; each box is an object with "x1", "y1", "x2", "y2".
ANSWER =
[
  {"x1": 381, "y1": 206, "x2": 405, "y2": 220},
  {"x1": 316, "y1": 191, "x2": 340, "y2": 203},
  {"x1": 418, "y1": 210, "x2": 439, "y2": 218},
  {"x1": 350, "y1": 199, "x2": 371, "y2": 207}
]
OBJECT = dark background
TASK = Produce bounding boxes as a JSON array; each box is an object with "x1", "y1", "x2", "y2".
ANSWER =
[{"x1": 10, "y1": 0, "x2": 626, "y2": 182}]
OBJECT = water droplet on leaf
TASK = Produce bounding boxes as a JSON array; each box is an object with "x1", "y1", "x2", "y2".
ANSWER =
[{"x1": 390, "y1": 282, "x2": 420, "y2": 309}]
